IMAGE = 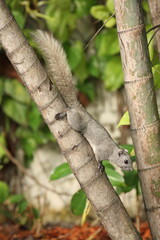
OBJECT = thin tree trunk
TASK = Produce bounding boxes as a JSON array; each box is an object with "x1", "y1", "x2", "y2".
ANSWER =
[
  {"x1": 148, "y1": 0, "x2": 160, "y2": 59},
  {"x1": 114, "y1": 0, "x2": 160, "y2": 239},
  {"x1": 0, "y1": 0, "x2": 141, "y2": 239}
]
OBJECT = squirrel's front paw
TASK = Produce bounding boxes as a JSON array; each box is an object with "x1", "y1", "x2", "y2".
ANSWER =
[{"x1": 98, "y1": 161, "x2": 104, "y2": 173}]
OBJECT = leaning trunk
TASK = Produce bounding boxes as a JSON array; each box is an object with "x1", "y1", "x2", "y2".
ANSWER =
[
  {"x1": 114, "y1": 0, "x2": 160, "y2": 239},
  {"x1": 0, "y1": 0, "x2": 141, "y2": 239}
]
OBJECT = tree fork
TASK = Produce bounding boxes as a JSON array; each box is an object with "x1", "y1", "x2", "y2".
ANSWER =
[{"x1": 114, "y1": 0, "x2": 160, "y2": 238}]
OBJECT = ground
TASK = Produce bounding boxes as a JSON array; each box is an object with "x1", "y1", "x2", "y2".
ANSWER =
[{"x1": 0, "y1": 222, "x2": 151, "y2": 240}]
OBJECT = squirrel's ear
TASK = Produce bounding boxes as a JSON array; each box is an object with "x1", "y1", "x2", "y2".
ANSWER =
[{"x1": 118, "y1": 149, "x2": 124, "y2": 156}]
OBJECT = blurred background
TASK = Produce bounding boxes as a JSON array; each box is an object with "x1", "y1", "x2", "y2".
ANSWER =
[{"x1": 0, "y1": 0, "x2": 159, "y2": 237}]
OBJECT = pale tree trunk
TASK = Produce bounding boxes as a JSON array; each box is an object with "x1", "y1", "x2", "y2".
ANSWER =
[
  {"x1": 114, "y1": 0, "x2": 160, "y2": 239},
  {"x1": 0, "y1": 0, "x2": 141, "y2": 239},
  {"x1": 148, "y1": 0, "x2": 160, "y2": 59}
]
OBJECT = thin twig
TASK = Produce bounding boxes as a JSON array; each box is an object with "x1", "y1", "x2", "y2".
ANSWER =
[
  {"x1": 0, "y1": 144, "x2": 70, "y2": 196},
  {"x1": 86, "y1": 227, "x2": 103, "y2": 240},
  {"x1": 148, "y1": 28, "x2": 160, "y2": 47},
  {"x1": 84, "y1": 12, "x2": 115, "y2": 50},
  {"x1": 147, "y1": 24, "x2": 160, "y2": 34}
]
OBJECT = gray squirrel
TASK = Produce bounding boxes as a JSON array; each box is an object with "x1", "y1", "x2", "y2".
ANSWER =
[{"x1": 33, "y1": 30, "x2": 133, "y2": 171}]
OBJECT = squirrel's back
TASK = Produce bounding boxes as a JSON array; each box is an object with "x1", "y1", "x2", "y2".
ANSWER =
[{"x1": 33, "y1": 30, "x2": 78, "y2": 107}]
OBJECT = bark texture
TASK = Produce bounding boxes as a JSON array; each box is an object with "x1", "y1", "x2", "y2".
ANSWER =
[
  {"x1": 0, "y1": 0, "x2": 141, "y2": 239},
  {"x1": 148, "y1": 0, "x2": 160, "y2": 59},
  {"x1": 114, "y1": 0, "x2": 160, "y2": 239}
]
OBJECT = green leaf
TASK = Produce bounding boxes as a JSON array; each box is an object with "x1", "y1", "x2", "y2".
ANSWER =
[
  {"x1": 0, "y1": 133, "x2": 6, "y2": 158},
  {"x1": 88, "y1": 56, "x2": 101, "y2": 78},
  {"x1": 2, "y1": 98, "x2": 28, "y2": 126},
  {"x1": 71, "y1": 189, "x2": 87, "y2": 216},
  {"x1": 105, "y1": 168, "x2": 125, "y2": 187},
  {"x1": 74, "y1": 56, "x2": 89, "y2": 82},
  {"x1": 50, "y1": 163, "x2": 72, "y2": 180},
  {"x1": 28, "y1": 103, "x2": 42, "y2": 131},
  {"x1": 9, "y1": 194, "x2": 24, "y2": 203},
  {"x1": 104, "y1": 17, "x2": 116, "y2": 28},
  {"x1": 124, "y1": 170, "x2": 139, "y2": 188},
  {"x1": 120, "y1": 144, "x2": 134, "y2": 154},
  {"x1": 106, "y1": 0, "x2": 114, "y2": 13},
  {"x1": 102, "y1": 56, "x2": 123, "y2": 91},
  {"x1": 118, "y1": 111, "x2": 130, "y2": 127},
  {"x1": 12, "y1": 10, "x2": 26, "y2": 29},
  {"x1": 4, "y1": 78, "x2": 30, "y2": 104},
  {"x1": 96, "y1": 29, "x2": 120, "y2": 56},
  {"x1": 18, "y1": 200, "x2": 28, "y2": 214},
  {"x1": 32, "y1": 208, "x2": 40, "y2": 219},
  {"x1": 153, "y1": 64, "x2": 160, "y2": 89},
  {"x1": 0, "y1": 181, "x2": 9, "y2": 204},
  {"x1": 90, "y1": 5, "x2": 109, "y2": 20},
  {"x1": 75, "y1": 0, "x2": 96, "y2": 17},
  {"x1": 102, "y1": 160, "x2": 115, "y2": 170},
  {"x1": 22, "y1": 138, "x2": 37, "y2": 157},
  {"x1": 67, "y1": 42, "x2": 83, "y2": 70},
  {"x1": 77, "y1": 82, "x2": 95, "y2": 101}
]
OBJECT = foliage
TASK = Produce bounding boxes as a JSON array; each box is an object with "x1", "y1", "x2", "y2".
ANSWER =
[
  {"x1": 0, "y1": 77, "x2": 54, "y2": 167},
  {"x1": 0, "y1": 181, "x2": 39, "y2": 226}
]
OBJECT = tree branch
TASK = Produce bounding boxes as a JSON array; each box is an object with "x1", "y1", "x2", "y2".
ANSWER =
[
  {"x1": 114, "y1": 0, "x2": 160, "y2": 238},
  {"x1": 0, "y1": 0, "x2": 140, "y2": 238}
]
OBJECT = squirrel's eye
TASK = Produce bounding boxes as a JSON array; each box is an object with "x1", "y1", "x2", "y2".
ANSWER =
[{"x1": 124, "y1": 160, "x2": 128, "y2": 164}]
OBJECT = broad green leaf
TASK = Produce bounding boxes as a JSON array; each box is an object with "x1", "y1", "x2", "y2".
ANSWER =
[
  {"x1": 67, "y1": 42, "x2": 83, "y2": 70},
  {"x1": 50, "y1": 163, "x2": 72, "y2": 180},
  {"x1": 2, "y1": 98, "x2": 28, "y2": 126},
  {"x1": 75, "y1": 0, "x2": 96, "y2": 17},
  {"x1": 96, "y1": 29, "x2": 120, "y2": 56},
  {"x1": 22, "y1": 138, "x2": 37, "y2": 157},
  {"x1": 106, "y1": 0, "x2": 114, "y2": 13},
  {"x1": 105, "y1": 168, "x2": 125, "y2": 187},
  {"x1": 124, "y1": 170, "x2": 139, "y2": 188},
  {"x1": 28, "y1": 103, "x2": 42, "y2": 131},
  {"x1": 153, "y1": 64, "x2": 160, "y2": 89},
  {"x1": 118, "y1": 111, "x2": 130, "y2": 127},
  {"x1": 88, "y1": 56, "x2": 100, "y2": 78},
  {"x1": 77, "y1": 82, "x2": 95, "y2": 101},
  {"x1": 32, "y1": 208, "x2": 40, "y2": 219},
  {"x1": 0, "y1": 133, "x2": 6, "y2": 158},
  {"x1": 90, "y1": 5, "x2": 109, "y2": 20},
  {"x1": 74, "y1": 56, "x2": 89, "y2": 82},
  {"x1": 116, "y1": 185, "x2": 133, "y2": 194},
  {"x1": 9, "y1": 194, "x2": 24, "y2": 203},
  {"x1": 18, "y1": 200, "x2": 28, "y2": 214},
  {"x1": 102, "y1": 160, "x2": 115, "y2": 170},
  {"x1": 4, "y1": 78, "x2": 30, "y2": 104},
  {"x1": 12, "y1": 10, "x2": 26, "y2": 29},
  {"x1": 120, "y1": 144, "x2": 134, "y2": 154},
  {"x1": 0, "y1": 181, "x2": 9, "y2": 204},
  {"x1": 71, "y1": 189, "x2": 87, "y2": 216},
  {"x1": 102, "y1": 56, "x2": 123, "y2": 91},
  {"x1": 104, "y1": 17, "x2": 116, "y2": 28}
]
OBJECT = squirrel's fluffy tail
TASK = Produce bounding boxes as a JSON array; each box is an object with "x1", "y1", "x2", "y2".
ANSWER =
[{"x1": 33, "y1": 30, "x2": 78, "y2": 107}]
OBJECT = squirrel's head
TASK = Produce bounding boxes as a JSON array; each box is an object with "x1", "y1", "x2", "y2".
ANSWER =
[{"x1": 109, "y1": 148, "x2": 133, "y2": 171}]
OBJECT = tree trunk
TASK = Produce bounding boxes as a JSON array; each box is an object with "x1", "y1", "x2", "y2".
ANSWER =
[
  {"x1": 0, "y1": 0, "x2": 141, "y2": 239},
  {"x1": 114, "y1": 0, "x2": 160, "y2": 239},
  {"x1": 148, "y1": 0, "x2": 160, "y2": 59}
]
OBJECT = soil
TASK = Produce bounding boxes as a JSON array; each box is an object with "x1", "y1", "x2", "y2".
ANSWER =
[{"x1": 0, "y1": 222, "x2": 151, "y2": 240}]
